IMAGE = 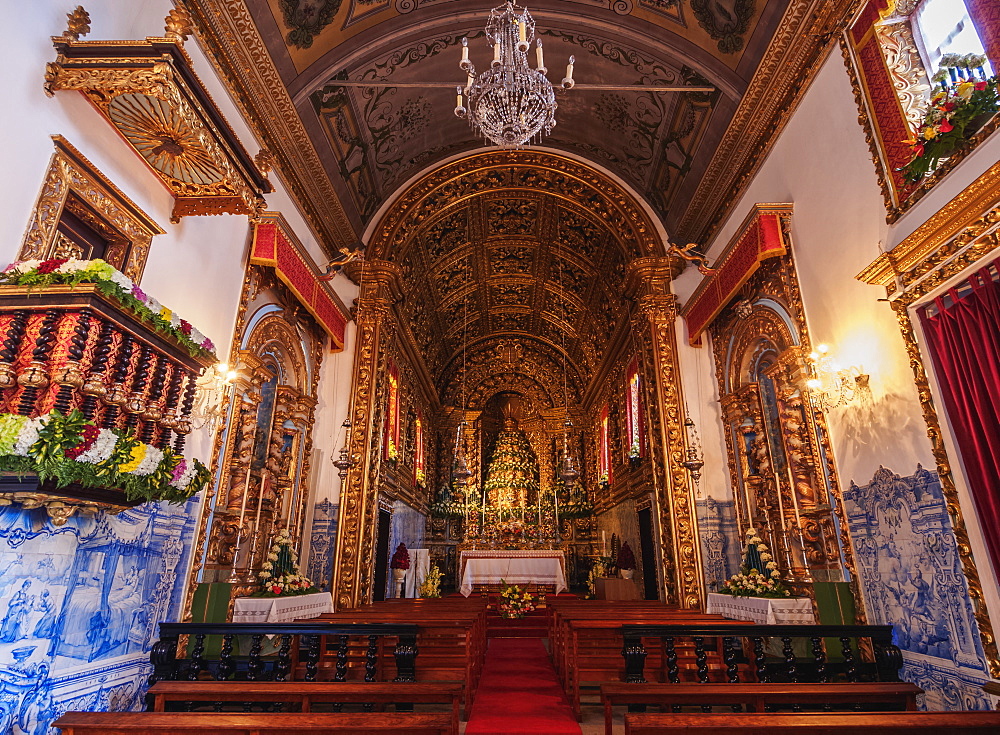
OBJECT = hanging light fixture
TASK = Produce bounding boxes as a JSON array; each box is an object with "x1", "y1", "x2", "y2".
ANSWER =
[
  {"x1": 559, "y1": 419, "x2": 580, "y2": 485},
  {"x1": 332, "y1": 419, "x2": 354, "y2": 481},
  {"x1": 455, "y1": 1, "x2": 574, "y2": 148},
  {"x1": 681, "y1": 415, "x2": 705, "y2": 484}
]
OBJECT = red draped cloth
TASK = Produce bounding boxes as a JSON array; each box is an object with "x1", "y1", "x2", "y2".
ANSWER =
[{"x1": 919, "y1": 260, "x2": 1000, "y2": 577}]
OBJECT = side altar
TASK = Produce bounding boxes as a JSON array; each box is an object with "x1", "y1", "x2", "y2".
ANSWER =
[{"x1": 459, "y1": 549, "x2": 567, "y2": 597}]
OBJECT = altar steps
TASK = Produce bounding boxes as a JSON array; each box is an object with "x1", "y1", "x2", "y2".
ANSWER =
[{"x1": 487, "y1": 607, "x2": 550, "y2": 638}]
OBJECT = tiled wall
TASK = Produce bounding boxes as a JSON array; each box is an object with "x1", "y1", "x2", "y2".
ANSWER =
[
  {"x1": 696, "y1": 497, "x2": 741, "y2": 591},
  {"x1": 844, "y1": 465, "x2": 992, "y2": 710},
  {"x1": 0, "y1": 498, "x2": 199, "y2": 733},
  {"x1": 305, "y1": 498, "x2": 338, "y2": 592}
]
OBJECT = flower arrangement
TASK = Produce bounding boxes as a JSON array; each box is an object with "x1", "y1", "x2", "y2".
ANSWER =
[
  {"x1": 257, "y1": 527, "x2": 318, "y2": 597},
  {"x1": 903, "y1": 54, "x2": 998, "y2": 184},
  {"x1": 390, "y1": 542, "x2": 410, "y2": 570},
  {"x1": 585, "y1": 556, "x2": 613, "y2": 599},
  {"x1": 629, "y1": 441, "x2": 641, "y2": 460},
  {"x1": 418, "y1": 563, "x2": 442, "y2": 598},
  {"x1": 496, "y1": 518, "x2": 525, "y2": 536},
  {"x1": 0, "y1": 409, "x2": 210, "y2": 504},
  {"x1": 720, "y1": 527, "x2": 790, "y2": 599},
  {"x1": 497, "y1": 579, "x2": 534, "y2": 618},
  {"x1": 0, "y1": 258, "x2": 217, "y2": 360},
  {"x1": 616, "y1": 540, "x2": 637, "y2": 571}
]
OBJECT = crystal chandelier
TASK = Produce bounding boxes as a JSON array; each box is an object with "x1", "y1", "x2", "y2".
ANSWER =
[{"x1": 455, "y1": 2, "x2": 574, "y2": 148}]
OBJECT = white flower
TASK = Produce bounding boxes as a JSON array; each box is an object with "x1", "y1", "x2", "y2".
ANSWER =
[
  {"x1": 259, "y1": 571, "x2": 271, "y2": 579},
  {"x1": 759, "y1": 553, "x2": 772, "y2": 561},
  {"x1": 77, "y1": 428, "x2": 118, "y2": 464},
  {"x1": 109, "y1": 268, "x2": 133, "y2": 291},
  {"x1": 170, "y1": 461, "x2": 197, "y2": 490},
  {"x1": 169, "y1": 311, "x2": 181, "y2": 329},
  {"x1": 55, "y1": 257, "x2": 88, "y2": 274},
  {"x1": 145, "y1": 296, "x2": 161, "y2": 314},
  {"x1": 766, "y1": 561, "x2": 778, "y2": 570},
  {"x1": 262, "y1": 562, "x2": 272, "y2": 570},
  {"x1": 771, "y1": 570, "x2": 781, "y2": 578},
  {"x1": 268, "y1": 553, "x2": 278, "y2": 561},
  {"x1": 746, "y1": 528, "x2": 757, "y2": 535},
  {"x1": 131, "y1": 445, "x2": 164, "y2": 476},
  {"x1": 13, "y1": 416, "x2": 47, "y2": 456},
  {"x1": 190, "y1": 327, "x2": 205, "y2": 345}
]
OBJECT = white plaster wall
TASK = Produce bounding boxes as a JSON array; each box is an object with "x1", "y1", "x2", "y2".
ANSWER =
[{"x1": 698, "y1": 46, "x2": 1000, "y2": 693}]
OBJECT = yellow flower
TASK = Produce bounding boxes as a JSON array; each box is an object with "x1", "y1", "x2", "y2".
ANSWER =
[
  {"x1": 160, "y1": 306, "x2": 172, "y2": 322},
  {"x1": 118, "y1": 443, "x2": 147, "y2": 473},
  {"x1": 923, "y1": 126, "x2": 938, "y2": 140},
  {"x1": 957, "y1": 81, "x2": 974, "y2": 100}
]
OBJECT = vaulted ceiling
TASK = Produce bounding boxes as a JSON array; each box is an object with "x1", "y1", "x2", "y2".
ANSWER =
[{"x1": 188, "y1": 0, "x2": 856, "y2": 402}]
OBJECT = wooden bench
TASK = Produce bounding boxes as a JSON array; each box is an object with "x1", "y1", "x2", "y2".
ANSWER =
[
  {"x1": 53, "y1": 711, "x2": 454, "y2": 734},
  {"x1": 602, "y1": 682, "x2": 922, "y2": 735},
  {"x1": 623, "y1": 711, "x2": 1000, "y2": 734},
  {"x1": 148, "y1": 680, "x2": 463, "y2": 735}
]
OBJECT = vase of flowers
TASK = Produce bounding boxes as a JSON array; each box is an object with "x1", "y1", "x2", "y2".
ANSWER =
[
  {"x1": 390, "y1": 542, "x2": 410, "y2": 598},
  {"x1": 418, "y1": 563, "x2": 442, "y2": 598},
  {"x1": 256, "y1": 528, "x2": 318, "y2": 597},
  {"x1": 617, "y1": 540, "x2": 637, "y2": 580},
  {"x1": 903, "y1": 54, "x2": 998, "y2": 184},
  {"x1": 497, "y1": 579, "x2": 534, "y2": 618},
  {"x1": 720, "y1": 527, "x2": 789, "y2": 598}
]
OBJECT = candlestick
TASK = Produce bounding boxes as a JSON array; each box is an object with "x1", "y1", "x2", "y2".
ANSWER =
[
  {"x1": 493, "y1": 42, "x2": 500, "y2": 65},
  {"x1": 461, "y1": 36, "x2": 469, "y2": 63},
  {"x1": 565, "y1": 56, "x2": 574, "y2": 80},
  {"x1": 535, "y1": 40, "x2": 544, "y2": 72}
]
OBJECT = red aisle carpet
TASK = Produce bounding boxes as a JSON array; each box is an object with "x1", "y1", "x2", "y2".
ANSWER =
[{"x1": 465, "y1": 637, "x2": 582, "y2": 735}]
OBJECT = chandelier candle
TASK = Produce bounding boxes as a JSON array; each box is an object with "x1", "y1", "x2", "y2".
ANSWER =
[{"x1": 456, "y1": 2, "x2": 574, "y2": 148}]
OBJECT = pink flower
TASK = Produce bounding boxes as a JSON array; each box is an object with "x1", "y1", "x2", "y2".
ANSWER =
[
  {"x1": 131, "y1": 284, "x2": 147, "y2": 302},
  {"x1": 201, "y1": 338, "x2": 215, "y2": 352},
  {"x1": 172, "y1": 459, "x2": 188, "y2": 481},
  {"x1": 179, "y1": 319, "x2": 192, "y2": 336}
]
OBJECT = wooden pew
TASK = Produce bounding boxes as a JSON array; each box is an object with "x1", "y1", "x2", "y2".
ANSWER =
[
  {"x1": 53, "y1": 711, "x2": 454, "y2": 734},
  {"x1": 623, "y1": 711, "x2": 1000, "y2": 734},
  {"x1": 602, "y1": 682, "x2": 922, "y2": 735},
  {"x1": 148, "y1": 680, "x2": 463, "y2": 735}
]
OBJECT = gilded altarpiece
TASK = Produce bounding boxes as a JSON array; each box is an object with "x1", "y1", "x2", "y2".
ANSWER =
[
  {"x1": 190, "y1": 266, "x2": 324, "y2": 597},
  {"x1": 708, "y1": 248, "x2": 860, "y2": 606}
]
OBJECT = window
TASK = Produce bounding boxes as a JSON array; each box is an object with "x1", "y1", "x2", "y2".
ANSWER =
[
  {"x1": 414, "y1": 414, "x2": 425, "y2": 486},
  {"x1": 599, "y1": 404, "x2": 611, "y2": 485},
  {"x1": 626, "y1": 357, "x2": 645, "y2": 460},
  {"x1": 383, "y1": 361, "x2": 400, "y2": 461},
  {"x1": 914, "y1": 0, "x2": 992, "y2": 76}
]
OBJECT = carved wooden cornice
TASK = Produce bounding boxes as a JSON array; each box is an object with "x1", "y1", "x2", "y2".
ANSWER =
[
  {"x1": 181, "y1": 0, "x2": 358, "y2": 253},
  {"x1": 857, "y1": 159, "x2": 1000, "y2": 298},
  {"x1": 45, "y1": 32, "x2": 271, "y2": 223},
  {"x1": 674, "y1": 0, "x2": 858, "y2": 244}
]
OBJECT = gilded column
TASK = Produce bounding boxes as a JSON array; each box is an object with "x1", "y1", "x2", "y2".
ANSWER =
[
  {"x1": 625, "y1": 257, "x2": 703, "y2": 608},
  {"x1": 332, "y1": 260, "x2": 403, "y2": 609}
]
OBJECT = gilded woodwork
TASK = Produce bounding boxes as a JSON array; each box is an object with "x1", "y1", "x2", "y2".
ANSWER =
[
  {"x1": 855, "y1": 170, "x2": 1000, "y2": 677},
  {"x1": 624, "y1": 257, "x2": 703, "y2": 608},
  {"x1": 874, "y1": 18, "x2": 929, "y2": 131},
  {"x1": 333, "y1": 260, "x2": 403, "y2": 609},
  {"x1": 44, "y1": 24, "x2": 270, "y2": 223},
  {"x1": 708, "y1": 221, "x2": 864, "y2": 606},
  {"x1": 18, "y1": 137, "x2": 163, "y2": 282}
]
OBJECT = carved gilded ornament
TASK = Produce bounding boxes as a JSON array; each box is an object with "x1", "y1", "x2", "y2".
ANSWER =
[
  {"x1": 18, "y1": 137, "x2": 163, "y2": 282},
  {"x1": 44, "y1": 29, "x2": 270, "y2": 223}
]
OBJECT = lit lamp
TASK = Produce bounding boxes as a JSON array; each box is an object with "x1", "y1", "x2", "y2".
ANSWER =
[
  {"x1": 455, "y1": 2, "x2": 575, "y2": 148},
  {"x1": 190, "y1": 362, "x2": 237, "y2": 430},
  {"x1": 805, "y1": 344, "x2": 871, "y2": 411}
]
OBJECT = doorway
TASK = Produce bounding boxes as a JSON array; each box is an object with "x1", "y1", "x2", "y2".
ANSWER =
[
  {"x1": 373, "y1": 507, "x2": 391, "y2": 602},
  {"x1": 638, "y1": 506, "x2": 658, "y2": 600}
]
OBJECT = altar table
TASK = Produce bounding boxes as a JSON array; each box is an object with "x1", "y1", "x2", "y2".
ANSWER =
[
  {"x1": 459, "y1": 550, "x2": 567, "y2": 597},
  {"x1": 706, "y1": 592, "x2": 814, "y2": 625},
  {"x1": 232, "y1": 591, "x2": 333, "y2": 623}
]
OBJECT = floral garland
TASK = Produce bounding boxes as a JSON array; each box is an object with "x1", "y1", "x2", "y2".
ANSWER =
[
  {"x1": 0, "y1": 258, "x2": 216, "y2": 360},
  {"x1": 0, "y1": 409, "x2": 210, "y2": 504},
  {"x1": 497, "y1": 580, "x2": 534, "y2": 618},
  {"x1": 903, "y1": 55, "x2": 998, "y2": 184},
  {"x1": 257, "y1": 528, "x2": 318, "y2": 597},
  {"x1": 719, "y1": 527, "x2": 790, "y2": 599},
  {"x1": 418, "y1": 563, "x2": 442, "y2": 598}
]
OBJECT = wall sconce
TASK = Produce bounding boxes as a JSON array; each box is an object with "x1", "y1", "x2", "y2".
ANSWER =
[
  {"x1": 190, "y1": 362, "x2": 237, "y2": 430},
  {"x1": 805, "y1": 344, "x2": 871, "y2": 411}
]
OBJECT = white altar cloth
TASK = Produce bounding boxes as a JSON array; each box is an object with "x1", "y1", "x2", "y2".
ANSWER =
[
  {"x1": 403, "y1": 548, "x2": 431, "y2": 598},
  {"x1": 459, "y1": 551, "x2": 567, "y2": 597},
  {"x1": 706, "y1": 592, "x2": 814, "y2": 625},
  {"x1": 232, "y1": 591, "x2": 333, "y2": 623}
]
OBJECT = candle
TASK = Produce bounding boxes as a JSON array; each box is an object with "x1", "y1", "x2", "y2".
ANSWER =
[
  {"x1": 237, "y1": 464, "x2": 251, "y2": 527},
  {"x1": 493, "y1": 42, "x2": 501, "y2": 65},
  {"x1": 461, "y1": 37, "x2": 469, "y2": 63},
  {"x1": 518, "y1": 19, "x2": 526, "y2": 44},
  {"x1": 602, "y1": 530, "x2": 607, "y2": 556},
  {"x1": 535, "y1": 40, "x2": 544, "y2": 71},
  {"x1": 565, "y1": 55, "x2": 575, "y2": 82},
  {"x1": 456, "y1": 86, "x2": 463, "y2": 109}
]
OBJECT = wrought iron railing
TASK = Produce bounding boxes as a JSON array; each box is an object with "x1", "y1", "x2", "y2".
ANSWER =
[{"x1": 620, "y1": 623, "x2": 903, "y2": 684}]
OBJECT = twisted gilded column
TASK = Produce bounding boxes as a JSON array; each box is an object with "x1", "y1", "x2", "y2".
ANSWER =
[
  {"x1": 625, "y1": 257, "x2": 703, "y2": 608},
  {"x1": 332, "y1": 260, "x2": 403, "y2": 609}
]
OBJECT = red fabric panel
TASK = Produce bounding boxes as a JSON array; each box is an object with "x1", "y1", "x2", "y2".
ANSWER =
[
  {"x1": 684, "y1": 212, "x2": 786, "y2": 341},
  {"x1": 919, "y1": 261, "x2": 1000, "y2": 579},
  {"x1": 852, "y1": 0, "x2": 890, "y2": 44},
  {"x1": 967, "y1": 0, "x2": 1000, "y2": 71}
]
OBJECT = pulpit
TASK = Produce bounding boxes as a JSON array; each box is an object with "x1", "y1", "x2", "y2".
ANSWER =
[{"x1": 459, "y1": 549, "x2": 567, "y2": 597}]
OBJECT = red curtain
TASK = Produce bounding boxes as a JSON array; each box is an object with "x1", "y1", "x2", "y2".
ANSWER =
[{"x1": 919, "y1": 261, "x2": 1000, "y2": 577}]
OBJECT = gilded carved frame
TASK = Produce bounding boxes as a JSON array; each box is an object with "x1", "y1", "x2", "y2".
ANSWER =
[{"x1": 18, "y1": 136, "x2": 163, "y2": 282}]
